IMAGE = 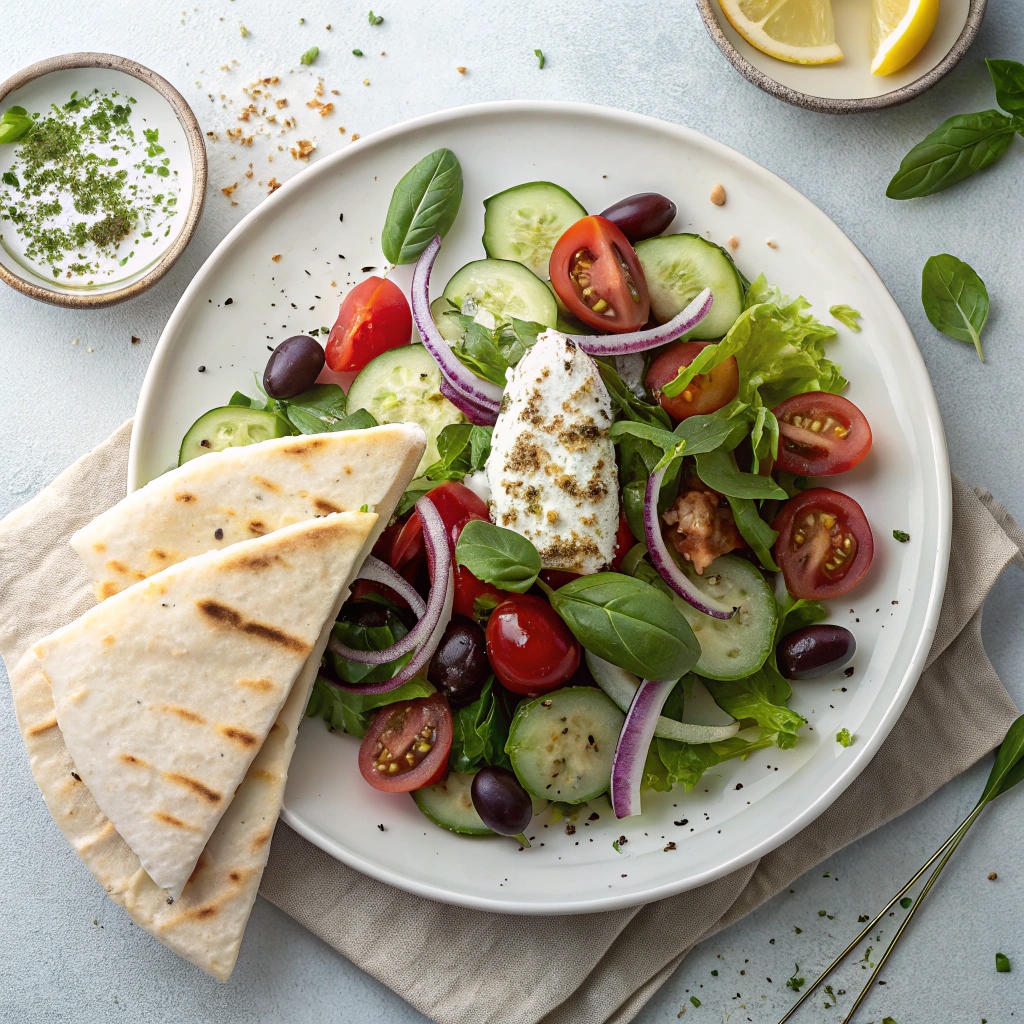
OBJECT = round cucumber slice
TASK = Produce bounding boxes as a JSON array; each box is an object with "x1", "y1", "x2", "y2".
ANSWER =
[
  {"x1": 634, "y1": 233, "x2": 745, "y2": 339},
  {"x1": 178, "y1": 406, "x2": 291, "y2": 466},
  {"x1": 429, "y1": 296, "x2": 464, "y2": 343},
  {"x1": 482, "y1": 181, "x2": 587, "y2": 278},
  {"x1": 506, "y1": 687, "x2": 624, "y2": 804},
  {"x1": 674, "y1": 555, "x2": 778, "y2": 680},
  {"x1": 412, "y1": 773, "x2": 493, "y2": 835},
  {"x1": 442, "y1": 258, "x2": 558, "y2": 328},
  {"x1": 346, "y1": 343, "x2": 463, "y2": 475}
]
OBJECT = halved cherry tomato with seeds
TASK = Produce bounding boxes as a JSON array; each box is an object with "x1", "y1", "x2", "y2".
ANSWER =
[
  {"x1": 773, "y1": 488, "x2": 874, "y2": 601},
  {"x1": 773, "y1": 392, "x2": 872, "y2": 477},
  {"x1": 549, "y1": 216, "x2": 650, "y2": 332},
  {"x1": 358, "y1": 693, "x2": 452, "y2": 792},
  {"x1": 645, "y1": 341, "x2": 739, "y2": 422}
]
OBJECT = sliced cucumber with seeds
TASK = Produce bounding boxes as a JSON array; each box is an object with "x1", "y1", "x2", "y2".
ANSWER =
[
  {"x1": 346, "y1": 343, "x2": 463, "y2": 475},
  {"x1": 178, "y1": 406, "x2": 291, "y2": 466},
  {"x1": 506, "y1": 687, "x2": 624, "y2": 804},
  {"x1": 634, "y1": 233, "x2": 745, "y2": 339},
  {"x1": 442, "y1": 259, "x2": 558, "y2": 328},
  {"x1": 412, "y1": 773, "x2": 493, "y2": 835},
  {"x1": 483, "y1": 181, "x2": 587, "y2": 278},
  {"x1": 429, "y1": 296, "x2": 465, "y2": 343},
  {"x1": 674, "y1": 555, "x2": 778, "y2": 680}
]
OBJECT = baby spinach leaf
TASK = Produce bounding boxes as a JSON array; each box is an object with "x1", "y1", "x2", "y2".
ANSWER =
[
  {"x1": 548, "y1": 572, "x2": 700, "y2": 681},
  {"x1": 921, "y1": 254, "x2": 990, "y2": 362},
  {"x1": 449, "y1": 677, "x2": 513, "y2": 772},
  {"x1": 597, "y1": 359, "x2": 671, "y2": 429},
  {"x1": 986, "y1": 59, "x2": 1024, "y2": 116},
  {"x1": 726, "y1": 495, "x2": 780, "y2": 571},
  {"x1": 381, "y1": 148, "x2": 463, "y2": 264},
  {"x1": 887, "y1": 111, "x2": 1018, "y2": 200},
  {"x1": 326, "y1": 610, "x2": 412, "y2": 684},
  {"x1": 452, "y1": 316, "x2": 542, "y2": 385},
  {"x1": 694, "y1": 449, "x2": 788, "y2": 501},
  {"x1": 306, "y1": 673, "x2": 434, "y2": 738},
  {"x1": 455, "y1": 520, "x2": 541, "y2": 593}
]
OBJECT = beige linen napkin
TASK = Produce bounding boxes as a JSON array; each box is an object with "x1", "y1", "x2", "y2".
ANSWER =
[{"x1": 1, "y1": 421, "x2": 1021, "y2": 1024}]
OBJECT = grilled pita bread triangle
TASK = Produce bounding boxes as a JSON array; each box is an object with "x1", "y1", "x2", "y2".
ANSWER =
[{"x1": 34, "y1": 510, "x2": 377, "y2": 897}]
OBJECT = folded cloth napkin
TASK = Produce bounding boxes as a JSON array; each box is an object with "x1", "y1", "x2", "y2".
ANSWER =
[{"x1": 1, "y1": 422, "x2": 1021, "y2": 1024}]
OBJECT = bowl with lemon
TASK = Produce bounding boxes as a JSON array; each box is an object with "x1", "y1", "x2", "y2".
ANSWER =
[{"x1": 698, "y1": 0, "x2": 986, "y2": 112}]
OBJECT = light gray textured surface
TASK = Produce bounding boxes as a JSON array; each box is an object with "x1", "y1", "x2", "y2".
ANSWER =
[{"x1": 1, "y1": 2, "x2": 1022, "y2": 1022}]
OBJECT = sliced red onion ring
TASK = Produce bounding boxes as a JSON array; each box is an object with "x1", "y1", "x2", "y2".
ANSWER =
[
  {"x1": 411, "y1": 235, "x2": 503, "y2": 413},
  {"x1": 566, "y1": 288, "x2": 714, "y2": 356},
  {"x1": 644, "y1": 464, "x2": 736, "y2": 619},
  {"x1": 610, "y1": 677, "x2": 677, "y2": 819},
  {"x1": 325, "y1": 495, "x2": 454, "y2": 693},
  {"x1": 440, "y1": 376, "x2": 498, "y2": 426},
  {"x1": 354, "y1": 554, "x2": 426, "y2": 618}
]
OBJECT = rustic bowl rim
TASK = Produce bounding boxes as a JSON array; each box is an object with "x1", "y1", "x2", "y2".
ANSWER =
[
  {"x1": 695, "y1": 0, "x2": 988, "y2": 114},
  {"x1": 0, "y1": 51, "x2": 207, "y2": 308}
]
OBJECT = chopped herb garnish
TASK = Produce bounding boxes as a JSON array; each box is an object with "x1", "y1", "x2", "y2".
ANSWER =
[
  {"x1": 612, "y1": 839, "x2": 621, "y2": 853},
  {"x1": 899, "y1": 896, "x2": 913, "y2": 909},
  {"x1": 818, "y1": 909, "x2": 827, "y2": 916},
  {"x1": 857, "y1": 914, "x2": 869, "y2": 922},
  {"x1": 359, "y1": 503, "x2": 369, "y2": 512},
  {"x1": 240, "y1": 23, "x2": 249, "y2": 37},
  {"x1": 996, "y1": 952, "x2": 1011, "y2": 972},
  {"x1": 829, "y1": 304, "x2": 862, "y2": 331},
  {"x1": 836, "y1": 728, "x2": 854, "y2": 747},
  {"x1": 893, "y1": 529, "x2": 910, "y2": 543},
  {"x1": 300, "y1": 46, "x2": 320, "y2": 65},
  {"x1": 352, "y1": 48, "x2": 364, "y2": 56},
  {"x1": 368, "y1": 10, "x2": 384, "y2": 24},
  {"x1": 786, "y1": 965, "x2": 805, "y2": 992},
  {"x1": 689, "y1": 996, "x2": 701, "y2": 1007},
  {"x1": 710, "y1": 969, "x2": 718, "y2": 975},
  {"x1": 793, "y1": 926, "x2": 802, "y2": 933},
  {"x1": 534, "y1": 48, "x2": 546, "y2": 69}
]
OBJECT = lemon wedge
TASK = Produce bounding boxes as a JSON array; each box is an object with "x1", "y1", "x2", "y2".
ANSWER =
[
  {"x1": 871, "y1": 0, "x2": 940, "y2": 75},
  {"x1": 718, "y1": 0, "x2": 843, "y2": 66}
]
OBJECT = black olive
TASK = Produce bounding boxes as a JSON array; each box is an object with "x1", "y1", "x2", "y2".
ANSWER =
[
  {"x1": 599, "y1": 193, "x2": 677, "y2": 243},
  {"x1": 777, "y1": 624, "x2": 856, "y2": 680},
  {"x1": 471, "y1": 766, "x2": 533, "y2": 836},
  {"x1": 263, "y1": 335, "x2": 325, "y2": 399},
  {"x1": 427, "y1": 616, "x2": 489, "y2": 705}
]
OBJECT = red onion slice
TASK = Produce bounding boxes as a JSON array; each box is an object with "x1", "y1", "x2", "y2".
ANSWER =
[
  {"x1": 411, "y1": 235, "x2": 503, "y2": 413},
  {"x1": 354, "y1": 554, "x2": 427, "y2": 618},
  {"x1": 325, "y1": 495, "x2": 454, "y2": 692},
  {"x1": 644, "y1": 464, "x2": 736, "y2": 619},
  {"x1": 439, "y1": 377, "x2": 498, "y2": 426},
  {"x1": 610, "y1": 677, "x2": 677, "y2": 819},
  {"x1": 568, "y1": 288, "x2": 714, "y2": 356}
]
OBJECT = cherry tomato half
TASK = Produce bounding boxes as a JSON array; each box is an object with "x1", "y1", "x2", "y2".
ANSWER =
[
  {"x1": 485, "y1": 594, "x2": 581, "y2": 696},
  {"x1": 645, "y1": 341, "x2": 739, "y2": 422},
  {"x1": 772, "y1": 392, "x2": 873, "y2": 477},
  {"x1": 773, "y1": 488, "x2": 874, "y2": 601},
  {"x1": 325, "y1": 276, "x2": 412, "y2": 373},
  {"x1": 549, "y1": 216, "x2": 650, "y2": 333},
  {"x1": 358, "y1": 693, "x2": 453, "y2": 793}
]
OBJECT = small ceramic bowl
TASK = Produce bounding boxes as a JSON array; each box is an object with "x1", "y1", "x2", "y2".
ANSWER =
[
  {"x1": 697, "y1": 0, "x2": 987, "y2": 114},
  {"x1": 0, "y1": 53, "x2": 206, "y2": 308}
]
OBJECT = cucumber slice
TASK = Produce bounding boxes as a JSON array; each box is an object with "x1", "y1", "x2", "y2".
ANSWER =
[
  {"x1": 429, "y1": 296, "x2": 464, "y2": 343},
  {"x1": 346, "y1": 343, "x2": 463, "y2": 475},
  {"x1": 442, "y1": 259, "x2": 558, "y2": 328},
  {"x1": 482, "y1": 181, "x2": 587, "y2": 278},
  {"x1": 178, "y1": 406, "x2": 291, "y2": 466},
  {"x1": 506, "y1": 687, "x2": 624, "y2": 804},
  {"x1": 674, "y1": 555, "x2": 778, "y2": 680},
  {"x1": 634, "y1": 234, "x2": 745, "y2": 339},
  {"x1": 412, "y1": 773, "x2": 493, "y2": 835}
]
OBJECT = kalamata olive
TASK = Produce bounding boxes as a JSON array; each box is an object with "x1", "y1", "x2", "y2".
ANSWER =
[
  {"x1": 427, "y1": 616, "x2": 489, "y2": 705},
  {"x1": 599, "y1": 193, "x2": 677, "y2": 243},
  {"x1": 777, "y1": 624, "x2": 856, "y2": 680},
  {"x1": 471, "y1": 765, "x2": 533, "y2": 836},
  {"x1": 263, "y1": 335, "x2": 326, "y2": 398}
]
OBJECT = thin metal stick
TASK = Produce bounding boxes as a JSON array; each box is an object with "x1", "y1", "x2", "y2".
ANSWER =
[
  {"x1": 776, "y1": 808, "x2": 977, "y2": 1024},
  {"x1": 839, "y1": 801, "x2": 986, "y2": 1024}
]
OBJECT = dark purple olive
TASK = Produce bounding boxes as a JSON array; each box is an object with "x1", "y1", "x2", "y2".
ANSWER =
[
  {"x1": 777, "y1": 624, "x2": 856, "y2": 680},
  {"x1": 471, "y1": 766, "x2": 533, "y2": 836},
  {"x1": 599, "y1": 193, "x2": 677, "y2": 243},
  {"x1": 263, "y1": 335, "x2": 325, "y2": 399},
  {"x1": 427, "y1": 616, "x2": 489, "y2": 705}
]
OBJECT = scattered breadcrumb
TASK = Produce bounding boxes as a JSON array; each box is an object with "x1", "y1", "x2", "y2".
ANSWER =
[
  {"x1": 766, "y1": 239, "x2": 778, "y2": 249},
  {"x1": 727, "y1": 235, "x2": 739, "y2": 249},
  {"x1": 71, "y1": 337, "x2": 79, "y2": 346},
  {"x1": 267, "y1": 178, "x2": 282, "y2": 194},
  {"x1": 86, "y1": 347, "x2": 94, "y2": 353},
  {"x1": 363, "y1": 79, "x2": 371, "y2": 86},
  {"x1": 457, "y1": 66, "x2": 467, "y2": 74},
  {"x1": 989, "y1": 872, "x2": 998, "y2": 880},
  {"x1": 271, "y1": 253, "x2": 282, "y2": 262},
  {"x1": 710, "y1": 183, "x2": 726, "y2": 206},
  {"x1": 338, "y1": 126, "x2": 347, "y2": 134},
  {"x1": 291, "y1": 139, "x2": 316, "y2": 160},
  {"x1": 351, "y1": 133, "x2": 361, "y2": 141},
  {"x1": 221, "y1": 183, "x2": 239, "y2": 205}
]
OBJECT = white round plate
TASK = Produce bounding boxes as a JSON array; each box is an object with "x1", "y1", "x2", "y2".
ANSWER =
[{"x1": 129, "y1": 102, "x2": 950, "y2": 914}]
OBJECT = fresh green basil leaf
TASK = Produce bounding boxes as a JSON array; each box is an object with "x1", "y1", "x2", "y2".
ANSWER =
[
  {"x1": 726, "y1": 495, "x2": 780, "y2": 571},
  {"x1": 674, "y1": 413, "x2": 743, "y2": 455},
  {"x1": 921, "y1": 254, "x2": 989, "y2": 362},
  {"x1": 282, "y1": 383, "x2": 349, "y2": 433},
  {"x1": 694, "y1": 449, "x2": 788, "y2": 500},
  {"x1": 549, "y1": 572, "x2": 700, "y2": 681},
  {"x1": 326, "y1": 610, "x2": 412, "y2": 684},
  {"x1": 609, "y1": 420, "x2": 679, "y2": 451},
  {"x1": 424, "y1": 422, "x2": 492, "y2": 481},
  {"x1": 306, "y1": 673, "x2": 434, "y2": 737},
  {"x1": 449, "y1": 677, "x2": 513, "y2": 773},
  {"x1": 829, "y1": 304, "x2": 862, "y2": 331},
  {"x1": 452, "y1": 316, "x2": 541, "y2": 385},
  {"x1": 381, "y1": 147, "x2": 463, "y2": 265},
  {"x1": 455, "y1": 520, "x2": 541, "y2": 593},
  {"x1": 331, "y1": 408, "x2": 379, "y2": 431},
  {"x1": 228, "y1": 391, "x2": 253, "y2": 407},
  {"x1": 597, "y1": 359, "x2": 672, "y2": 429},
  {"x1": 886, "y1": 110, "x2": 1017, "y2": 200},
  {"x1": 987, "y1": 59, "x2": 1024, "y2": 116}
]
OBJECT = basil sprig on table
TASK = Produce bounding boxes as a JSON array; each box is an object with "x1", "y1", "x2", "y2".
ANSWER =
[
  {"x1": 921, "y1": 254, "x2": 990, "y2": 362},
  {"x1": 381, "y1": 147, "x2": 463, "y2": 264},
  {"x1": 887, "y1": 60, "x2": 1024, "y2": 200},
  {"x1": 455, "y1": 520, "x2": 541, "y2": 593}
]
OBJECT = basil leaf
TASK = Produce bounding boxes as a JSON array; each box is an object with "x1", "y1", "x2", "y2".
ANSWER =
[
  {"x1": 694, "y1": 449, "x2": 788, "y2": 500},
  {"x1": 228, "y1": 391, "x2": 252, "y2": 407},
  {"x1": 886, "y1": 110, "x2": 1017, "y2": 200},
  {"x1": 674, "y1": 413, "x2": 744, "y2": 455},
  {"x1": 282, "y1": 383, "x2": 349, "y2": 433},
  {"x1": 921, "y1": 254, "x2": 989, "y2": 362},
  {"x1": 326, "y1": 611, "x2": 413, "y2": 684},
  {"x1": 987, "y1": 59, "x2": 1024, "y2": 116},
  {"x1": 381, "y1": 148, "x2": 463, "y2": 264},
  {"x1": 726, "y1": 495, "x2": 780, "y2": 571},
  {"x1": 455, "y1": 520, "x2": 541, "y2": 593},
  {"x1": 305, "y1": 673, "x2": 434, "y2": 738},
  {"x1": 452, "y1": 316, "x2": 542, "y2": 385},
  {"x1": 597, "y1": 359, "x2": 671, "y2": 429},
  {"x1": 609, "y1": 420, "x2": 678, "y2": 451},
  {"x1": 449, "y1": 677, "x2": 513, "y2": 773},
  {"x1": 549, "y1": 572, "x2": 699, "y2": 681}
]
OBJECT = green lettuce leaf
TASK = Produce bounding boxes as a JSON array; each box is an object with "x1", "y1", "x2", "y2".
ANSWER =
[{"x1": 703, "y1": 666, "x2": 806, "y2": 749}]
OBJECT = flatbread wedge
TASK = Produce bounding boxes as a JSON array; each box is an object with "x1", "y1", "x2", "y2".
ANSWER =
[{"x1": 34, "y1": 510, "x2": 377, "y2": 898}]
